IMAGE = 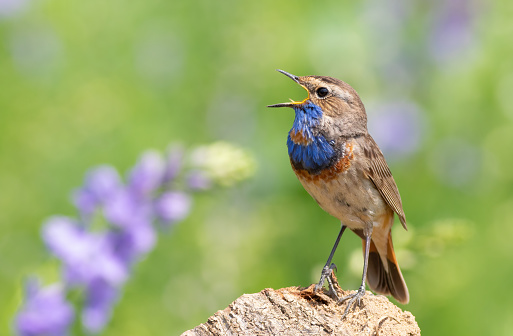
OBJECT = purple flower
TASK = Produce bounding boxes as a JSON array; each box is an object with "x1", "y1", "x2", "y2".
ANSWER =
[
  {"x1": 42, "y1": 216, "x2": 128, "y2": 287},
  {"x1": 15, "y1": 279, "x2": 74, "y2": 336},
  {"x1": 108, "y1": 222, "x2": 156, "y2": 264},
  {"x1": 154, "y1": 191, "x2": 192, "y2": 224},
  {"x1": 82, "y1": 278, "x2": 118, "y2": 334},
  {"x1": 0, "y1": 0, "x2": 28, "y2": 18},
  {"x1": 128, "y1": 151, "x2": 165, "y2": 196},
  {"x1": 368, "y1": 101, "x2": 426, "y2": 161},
  {"x1": 103, "y1": 188, "x2": 157, "y2": 259},
  {"x1": 73, "y1": 165, "x2": 121, "y2": 216},
  {"x1": 103, "y1": 188, "x2": 151, "y2": 229},
  {"x1": 428, "y1": 0, "x2": 477, "y2": 63}
]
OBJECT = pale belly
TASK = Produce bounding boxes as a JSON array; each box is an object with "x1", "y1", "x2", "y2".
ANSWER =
[{"x1": 296, "y1": 168, "x2": 388, "y2": 230}]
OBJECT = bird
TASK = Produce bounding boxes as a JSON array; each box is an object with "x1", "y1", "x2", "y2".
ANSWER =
[{"x1": 268, "y1": 69, "x2": 409, "y2": 314}]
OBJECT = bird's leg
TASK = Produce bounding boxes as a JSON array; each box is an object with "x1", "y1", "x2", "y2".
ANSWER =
[
  {"x1": 315, "y1": 224, "x2": 347, "y2": 297},
  {"x1": 339, "y1": 227, "x2": 372, "y2": 318}
]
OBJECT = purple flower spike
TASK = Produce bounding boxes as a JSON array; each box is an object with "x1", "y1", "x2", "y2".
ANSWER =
[
  {"x1": 17, "y1": 142, "x2": 254, "y2": 335},
  {"x1": 128, "y1": 150, "x2": 165, "y2": 196},
  {"x1": 15, "y1": 279, "x2": 74, "y2": 336},
  {"x1": 82, "y1": 278, "x2": 118, "y2": 334},
  {"x1": 154, "y1": 191, "x2": 192, "y2": 224}
]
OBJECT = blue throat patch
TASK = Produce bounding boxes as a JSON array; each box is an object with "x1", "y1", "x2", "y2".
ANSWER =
[{"x1": 287, "y1": 101, "x2": 336, "y2": 172}]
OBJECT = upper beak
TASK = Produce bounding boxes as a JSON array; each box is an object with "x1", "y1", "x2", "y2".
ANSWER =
[
  {"x1": 267, "y1": 69, "x2": 303, "y2": 108},
  {"x1": 276, "y1": 69, "x2": 300, "y2": 83}
]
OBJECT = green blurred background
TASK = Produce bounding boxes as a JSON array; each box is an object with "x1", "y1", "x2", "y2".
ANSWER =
[{"x1": 2, "y1": 0, "x2": 513, "y2": 334}]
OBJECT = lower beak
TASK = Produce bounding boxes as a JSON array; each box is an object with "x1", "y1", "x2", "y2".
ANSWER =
[{"x1": 267, "y1": 101, "x2": 295, "y2": 108}]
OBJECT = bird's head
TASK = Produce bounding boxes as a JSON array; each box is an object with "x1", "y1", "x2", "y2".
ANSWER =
[{"x1": 268, "y1": 70, "x2": 368, "y2": 138}]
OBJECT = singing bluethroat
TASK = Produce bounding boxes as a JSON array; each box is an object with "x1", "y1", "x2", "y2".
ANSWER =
[{"x1": 268, "y1": 70, "x2": 409, "y2": 315}]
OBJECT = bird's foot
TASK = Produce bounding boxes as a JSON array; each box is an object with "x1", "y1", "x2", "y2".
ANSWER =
[
  {"x1": 314, "y1": 263, "x2": 339, "y2": 300},
  {"x1": 338, "y1": 285, "x2": 366, "y2": 319}
]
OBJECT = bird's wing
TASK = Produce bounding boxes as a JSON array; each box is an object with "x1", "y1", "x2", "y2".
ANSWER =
[{"x1": 360, "y1": 134, "x2": 407, "y2": 230}]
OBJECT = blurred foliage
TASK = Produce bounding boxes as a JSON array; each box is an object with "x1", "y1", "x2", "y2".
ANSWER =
[{"x1": 1, "y1": 0, "x2": 513, "y2": 335}]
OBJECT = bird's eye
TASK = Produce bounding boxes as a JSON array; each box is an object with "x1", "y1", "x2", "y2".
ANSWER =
[{"x1": 316, "y1": 87, "x2": 329, "y2": 98}]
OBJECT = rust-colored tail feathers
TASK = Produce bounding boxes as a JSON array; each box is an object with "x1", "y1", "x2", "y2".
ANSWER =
[{"x1": 366, "y1": 232, "x2": 409, "y2": 304}]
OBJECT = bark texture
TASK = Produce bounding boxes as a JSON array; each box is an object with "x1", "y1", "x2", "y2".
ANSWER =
[{"x1": 181, "y1": 281, "x2": 420, "y2": 336}]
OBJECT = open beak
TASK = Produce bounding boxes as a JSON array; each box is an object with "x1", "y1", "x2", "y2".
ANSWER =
[{"x1": 267, "y1": 69, "x2": 306, "y2": 108}]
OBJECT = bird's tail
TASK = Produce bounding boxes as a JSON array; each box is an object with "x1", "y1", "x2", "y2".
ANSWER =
[{"x1": 365, "y1": 231, "x2": 409, "y2": 304}]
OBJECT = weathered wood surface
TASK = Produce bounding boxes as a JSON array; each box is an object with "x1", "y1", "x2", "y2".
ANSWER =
[{"x1": 182, "y1": 281, "x2": 420, "y2": 336}]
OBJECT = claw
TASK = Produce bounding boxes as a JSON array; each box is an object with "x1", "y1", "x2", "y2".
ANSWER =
[
  {"x1": 326, "y1": 267, "x2": 340, "y2": 300},
  {"x1": 338, "y1": 285, "x2": 366, "y2": 318}
]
